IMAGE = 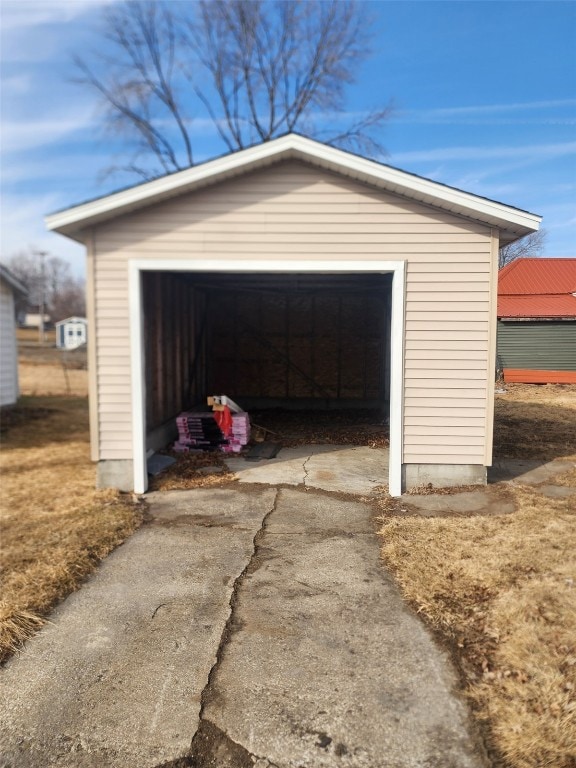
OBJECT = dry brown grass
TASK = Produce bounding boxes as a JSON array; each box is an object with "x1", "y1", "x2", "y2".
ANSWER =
[
  {"x1": 16, "y1": 328, "x2": 56, "y2": 344},
  {"x1": 18, "y1": 361, "x2": 88, "y2": 397},
  {"x1": 378, "y1": 383, "x2": 576, "y2": 768},
  {"x1": 0, "y1": 396, "x2": 142, "y2": 663},
  {"x1": 493, "y1": 384, "x2": 576, "y2": 462}
]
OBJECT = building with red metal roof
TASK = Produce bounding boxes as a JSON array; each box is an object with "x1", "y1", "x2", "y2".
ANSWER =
[{"x1": 497, "y1": 258, "x2": 576, "y2": 383}]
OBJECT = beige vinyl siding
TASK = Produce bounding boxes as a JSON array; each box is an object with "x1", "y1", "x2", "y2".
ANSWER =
[
  {"x1": 0, "y1": 279, "x2": 19, "y2": 407},
  {"x1": 92, "y1": 160, "x2": 492, "y2": 464}
]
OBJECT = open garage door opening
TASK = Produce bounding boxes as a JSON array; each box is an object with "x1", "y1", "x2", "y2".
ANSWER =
[{"x1": 132, "y1": 264, "x2": 403, "y2": 495}]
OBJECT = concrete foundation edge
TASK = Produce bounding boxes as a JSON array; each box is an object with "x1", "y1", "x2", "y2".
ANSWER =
[
  {"x1": 403, "y1": 463, "x2": 487, "y2": 489},
  {"x1": 97, "y1": 460, "x2": 134, "y2": 492},
  {"x1": 97, "y1": 459, "x2": 487, "y2": 494}
]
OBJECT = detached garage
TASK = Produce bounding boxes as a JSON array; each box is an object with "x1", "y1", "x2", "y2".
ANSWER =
[{"x1": 45, "y1": 134, "x2": 541, "y2": 495}]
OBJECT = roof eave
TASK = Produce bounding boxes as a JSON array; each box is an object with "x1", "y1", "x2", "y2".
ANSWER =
[
  {"x1": 45, "y1": 134, "x2": 542, "y2": 242},
  {"x1": 0, "y1": 265, "x2": 28, "y2": 295}
]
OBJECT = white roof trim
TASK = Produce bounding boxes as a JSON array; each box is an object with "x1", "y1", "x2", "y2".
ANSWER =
[
  {"x1": 55, "y1": 316, "x2": 88, "y2": 326},
  {"x1": 45, "y1": 134, "x2": 541, "y2": 242}
]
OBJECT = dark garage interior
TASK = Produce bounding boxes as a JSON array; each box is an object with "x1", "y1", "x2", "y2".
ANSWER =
[{"x1": 142, "y1": 271, "x2": 392, "y2": 442}]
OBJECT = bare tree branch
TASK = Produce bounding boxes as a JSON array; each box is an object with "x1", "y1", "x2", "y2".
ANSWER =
[
  {"x1": 74, "y1": 1, "x2": 193, "y2": 177},
  {"x1": 74, "y1": 0, "x2": 392, "y2": 177},
  {"x1": 499, "y1": 229, "x2": 547, "y2": 269}
]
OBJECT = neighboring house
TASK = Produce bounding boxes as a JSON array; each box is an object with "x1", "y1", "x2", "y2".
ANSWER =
[
  {"x1": 45, "y1": 134, "x2": 541, "y2": 496},
  {"x1": 21, "y1": 312, "x2": 51, "y2": 329},
  {"x1": 497, "y1": 258, "x2": 576, "y2": 383},
  {"x1": 56, "y1": 316, "x2": 88, "y2": 350},
  {"x1": 0, "y1": 264, "x2": 27, "y2": 406}
]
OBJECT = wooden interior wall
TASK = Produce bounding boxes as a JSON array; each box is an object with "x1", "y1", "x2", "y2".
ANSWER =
[
  {"x1": 143, "y1": 272, "x2": 391, "y2": 427},
  {"x1": 143, "y1": 272, "x2": 199, "y2": 430},
  {"x1": 203, "y1": 275, "x2": 391, "y2": 405}
]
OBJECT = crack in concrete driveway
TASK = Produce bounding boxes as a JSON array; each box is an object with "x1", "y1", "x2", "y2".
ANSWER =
[
  {"x1": 0, "y1": 485, "x2": 488, "y2": 768},
  {"x1": 186, "y1": 489, "x2": 280, "y2": 765}
]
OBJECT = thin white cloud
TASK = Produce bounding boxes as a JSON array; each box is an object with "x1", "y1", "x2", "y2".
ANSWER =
[
  {"x1": 391, "y1": 99, "x2": 576, "y2": 126},
  {"x1": 0, "y1": 73, "x2": 31, "y2": 95},
  {"x1": 0, "y1": 108, "x2": 95, "y2": 154},
  {"x1": 391, "y1": 141, "x2": 576, "y2": 165},
  {"x1": 0, "y1": 149, "x2": 105, "y2": 185},
  {"x1": 414, "y1": 99, "x2": 576, "y2": 117},
  {"x1": 0, "y1": 0, "x2": 113, "y2": 31}
]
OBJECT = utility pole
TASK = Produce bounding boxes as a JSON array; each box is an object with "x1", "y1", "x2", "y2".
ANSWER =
[{"x1": 38, "y1": 250, "x2": 47, "y2": 346}]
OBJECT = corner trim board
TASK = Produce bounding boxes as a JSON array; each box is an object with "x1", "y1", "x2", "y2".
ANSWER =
[{"x1": 86, "y1": 231, "x2": 100, "y2": 461}]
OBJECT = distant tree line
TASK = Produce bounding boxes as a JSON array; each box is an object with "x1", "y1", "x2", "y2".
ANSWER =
[{"x1": 2, "y1": 250, "x2": 85, "y2": 323}]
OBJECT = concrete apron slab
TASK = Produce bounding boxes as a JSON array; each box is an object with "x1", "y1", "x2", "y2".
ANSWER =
[
  {"x1": 225, "y1": 444, "x2": 389, "y2": 495},
  {"x1": 0, "y1": 488, "x2": 276, "y2": 768},
  {"x1": 488, "y1": 458, "x2": 575, "y2": 485},
  {"x1": 401, "y1": 489, "x2": 516, "y2": 517},
  {"x1": 0, "y1": 486, "x2": 486, "y2": 768}
]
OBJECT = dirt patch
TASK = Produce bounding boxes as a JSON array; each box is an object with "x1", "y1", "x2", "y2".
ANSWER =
[
  {"x1": 249, "y1": 408, "x2": 389, "y2": 448},
  {"x1": 187, "y1": 719, "x2": 255, "y2": 768},
  {"x1": 153, "y1": 719, "x2": 258, "y2": 767},
  {"x1": 148, "y1": 451, "x2": 238, "y2": 491},
  {"x1": 399, "y1": 487, "x2": 516, "y2": 518},
  {"x1": 0, "y1": 404, "x2": 56, "y2": 435}
]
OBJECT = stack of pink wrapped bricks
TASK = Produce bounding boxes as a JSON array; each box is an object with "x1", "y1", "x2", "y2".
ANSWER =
[
  {"x1": 173, "y1": 395, "x2": 250, "y2": 453},
  {"x1": 220, "y1": 412, "x2": 251, "y2": 453}
]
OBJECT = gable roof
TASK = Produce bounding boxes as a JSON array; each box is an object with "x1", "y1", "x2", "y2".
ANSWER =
[
  {"x1": 498, "y1": 258, "x2": 576, "y2": 319},
  {"x1": 45, "y1": 133, "x2": 541, "y2": 245}
]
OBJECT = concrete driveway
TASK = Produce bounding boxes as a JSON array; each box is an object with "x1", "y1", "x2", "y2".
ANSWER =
[{"x1": 0, "y1": 453, "x2": 488, "y2": 768}]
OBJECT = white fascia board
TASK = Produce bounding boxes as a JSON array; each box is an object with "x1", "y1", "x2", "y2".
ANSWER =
[
  {"x1": 45, "y1": 137, "x2": 299, "y2": 233},
  {"x1": 288, "y1": 137, "x2": 542, "y2": 234},
  {"x1": 45, "y1": 133, "x2": 541, "y2": 237}
]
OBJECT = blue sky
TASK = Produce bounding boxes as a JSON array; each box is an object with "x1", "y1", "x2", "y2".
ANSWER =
[{"x1": 1, "y1": 0, "x2": 575, "y2": 277}]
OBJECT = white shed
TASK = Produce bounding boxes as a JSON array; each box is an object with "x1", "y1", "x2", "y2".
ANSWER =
[
  {"x1": 0, "y1": 265, "x2": 27, "y2": 407},
  {"x1": 56, "y1": 316, "x2": 88, "y2": 350}
]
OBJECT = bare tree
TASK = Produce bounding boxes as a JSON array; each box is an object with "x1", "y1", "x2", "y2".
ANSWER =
[
  {"x1": 499, "y1": 228, "x2": 547, "y2": 269},
  {"x1": 49, "y1": 278, "x2": 86, "y2": 322},
  {"x1": 75, "y1": 1, "x2": 193, "y2": 179},
  {"x1": 2, "y1": 250, "x2": 86, "y2": 323},
  {"x1": 75, "y1": 0, "x2": 391, "y2": 179}
]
